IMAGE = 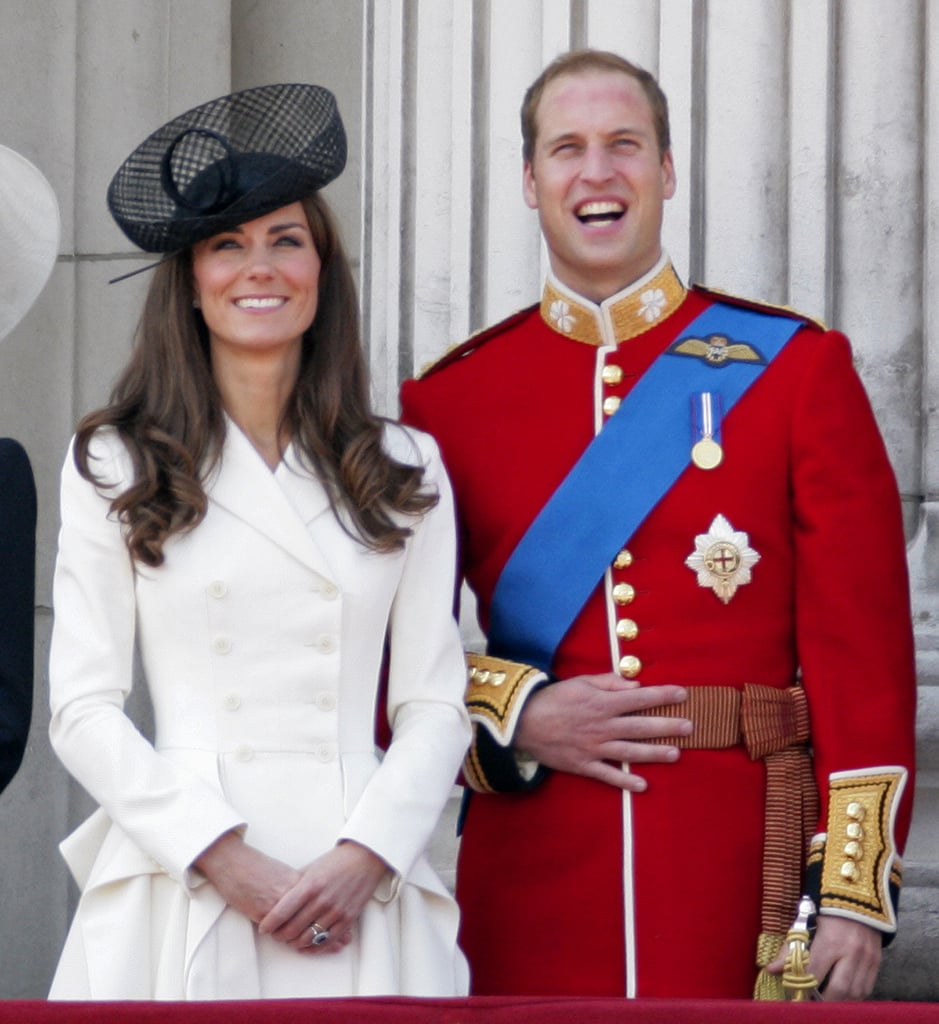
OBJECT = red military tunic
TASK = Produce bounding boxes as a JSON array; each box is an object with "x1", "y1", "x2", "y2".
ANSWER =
[{"x1": 400, "y1": 259, "x2": 917, "y2": 999}]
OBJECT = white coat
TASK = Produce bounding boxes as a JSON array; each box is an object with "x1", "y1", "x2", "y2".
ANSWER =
[{"x1": 48, "y1": 420, "x2": 471, "y2": 1000}]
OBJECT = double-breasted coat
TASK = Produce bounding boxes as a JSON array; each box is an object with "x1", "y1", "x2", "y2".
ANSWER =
[
  {"x1": 48, "y1": 420, "x2": 470, "y2": 999},
  {"x1": 400, "y1": 259, "x2": 917, "y2": 999}
]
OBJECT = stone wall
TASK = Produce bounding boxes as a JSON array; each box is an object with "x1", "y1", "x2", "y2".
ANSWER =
[{"x1": 0, "y1": 0, "x2": 935, "y2": 1001}]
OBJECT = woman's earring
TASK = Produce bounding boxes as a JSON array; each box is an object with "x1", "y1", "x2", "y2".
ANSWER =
[{"x1": 193, "y1": 297, "x2": 201, "y2": 309}]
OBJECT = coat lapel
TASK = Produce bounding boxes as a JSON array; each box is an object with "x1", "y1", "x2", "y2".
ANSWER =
[{"x1": 206, "y1": 421, "x2": 337, "y2": 580}]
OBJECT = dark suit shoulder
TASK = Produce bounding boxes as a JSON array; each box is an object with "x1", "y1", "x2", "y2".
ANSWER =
[
  {"x1": 0, "y1": 439, "x2": 36, "y2": 511},
  {"x1": 0, "y1": 437, "x2": 32, "y2": 473}
]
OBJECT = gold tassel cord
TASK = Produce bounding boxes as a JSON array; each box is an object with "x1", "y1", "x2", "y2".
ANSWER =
[
  {"x1": 753, "y1": 932, "x2": 785, "y2": 1001},
  {"x1": 781, "y1": 896, "x2": 819, "y2": 1002}
]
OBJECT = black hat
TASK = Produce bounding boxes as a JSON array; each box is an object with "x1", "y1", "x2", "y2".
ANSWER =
[{"x1": 107, "y1": 83, "x2": 346, "y2": 253}]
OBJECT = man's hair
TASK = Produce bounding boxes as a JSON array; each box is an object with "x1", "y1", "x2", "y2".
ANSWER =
[{"x1": 520, "y1": 49, "x2": 671, "y2": 163}]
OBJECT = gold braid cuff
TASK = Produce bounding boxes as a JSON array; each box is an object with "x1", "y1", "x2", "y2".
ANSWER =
[
  {"x1": 465, "y1": 653, "x2": 547, "y2": 745},
  {"x1": 463, "y1": 653, "x2": 548, "y2": 793},
  {"x1": 815, "y1": 766, "x2": 907, "y2": 931}
]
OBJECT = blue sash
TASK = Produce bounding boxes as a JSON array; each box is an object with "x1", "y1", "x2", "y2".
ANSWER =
[{"x1": 487, "y1": 302, "x2": 802, "y2": 672}]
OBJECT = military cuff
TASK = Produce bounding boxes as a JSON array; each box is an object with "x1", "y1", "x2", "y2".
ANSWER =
[
  {"x1": 805, "y1": 766, "x2": 907, "y2": 934},
  {"x1": 463, "y1": 653, "x2": 549, "y2": 793}
]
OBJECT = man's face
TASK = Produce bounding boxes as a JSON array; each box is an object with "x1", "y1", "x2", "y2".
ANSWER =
[{"x1": 523, "y1": 70, "x2": 676, "y2": 303}]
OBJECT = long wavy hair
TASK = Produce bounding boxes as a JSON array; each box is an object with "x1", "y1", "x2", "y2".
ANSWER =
[{"x1": 75, "y1": 193, "x2": 436, "y2": 567}]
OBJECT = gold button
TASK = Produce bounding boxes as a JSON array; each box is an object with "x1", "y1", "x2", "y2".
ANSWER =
[
  {"x1": 602, "y1": 364, "x2": 624, "y2": 386},
  {"x1": 846, "y1": 822, "x2": 864, "y2": 840},
  {"x1": 846, "y1": 802, "x2": 866, "y2": 822},
  {"x1": 616, "y1": 618, "x2": 639, "y2": 641},
  {"x1": 619, "y1": 655, "x2": 642, "y2": 678},
  {"x1": 840, "y1": 861, "x2": 859, "y2": 882},
  {"x1": 613, "y1": 548, "x2": 633, "y2": 569},
  {"x1": 490, "y1": 672, "x2": 507, "y2": 686},
  {"x1": 612, "y1": 582, "x2": 635, "y2": 605},
  {"x1": 603, "y1": 396, "x2": 621, "y2": 416},
  {"x1": 843, "y1": 840, "x2": 863, "y2": 861}
]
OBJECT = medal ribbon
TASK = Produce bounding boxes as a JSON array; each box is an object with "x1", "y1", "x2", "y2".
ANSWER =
[{"x1": 487, "y1": 302, "x2": 803, "y2": 672}]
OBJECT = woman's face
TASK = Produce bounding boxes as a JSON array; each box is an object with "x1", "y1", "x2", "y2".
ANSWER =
[{"x1": 191, "y1": 201, "x2": 321, "y2": 359}]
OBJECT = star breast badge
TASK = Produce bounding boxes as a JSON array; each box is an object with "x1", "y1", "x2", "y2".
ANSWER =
[{"x1": 685, "y1": 513, "x2": 761, "y2": 603}]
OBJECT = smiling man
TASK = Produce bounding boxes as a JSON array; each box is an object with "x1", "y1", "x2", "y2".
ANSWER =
[{"x1": 400, "y1": 50, "x2": 916, "y2": 1001}]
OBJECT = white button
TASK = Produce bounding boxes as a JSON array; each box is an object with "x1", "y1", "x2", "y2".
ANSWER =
[
  {"x1": 314, "y1": 743, "x2": 336, "y2": 763},
  {"x1": 235, "y1": 744, "x2": 254, "y2": 762},
  {"x1": 320, "y1": 582, "x2": 339, "y2": 601},
  {"x1": 314, "y1": 635, "x2": 337, "y2": 654},
  {"x1": 315, "y1": 692, "x2": 337, "y2": 712},
  {"x1": 222, "y1": 693, "x2": 241, "y2": 711},
  {"x1": 212, "y1": 635, "x2": 233, "y2": 654},
  {"x1": 207, "y1": 580, "x2": 228, "y2": 598}
]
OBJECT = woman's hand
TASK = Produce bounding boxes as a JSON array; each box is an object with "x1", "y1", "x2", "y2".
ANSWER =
[
  {"x1": 194, "y1": 830, "x2": 300, "y2": 924},
  {"x1": 257, "y1": 840, "x2": 390, "y2": 954}
]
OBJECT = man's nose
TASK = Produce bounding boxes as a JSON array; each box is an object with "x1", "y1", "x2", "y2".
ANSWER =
[{"x1": 580, "y1": 143, "x2": 615, "y2": 183}]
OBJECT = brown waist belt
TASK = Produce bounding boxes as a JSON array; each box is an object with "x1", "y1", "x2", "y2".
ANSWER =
[{"x1": 637, "y1": 684, "x2": 818, "y2": 936}]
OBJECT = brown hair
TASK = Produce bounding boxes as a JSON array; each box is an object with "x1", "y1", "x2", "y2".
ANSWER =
[
  {"x1": 520, "y1": 49, "x2": 671, "y2": 163},
  {"x1": 75, "y1": 193, "x2": 436, "y2": 567}
]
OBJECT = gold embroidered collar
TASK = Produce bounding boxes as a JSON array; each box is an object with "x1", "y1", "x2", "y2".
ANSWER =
[{"x1": 540, "y1": 259, "x2": 687, "y2": 347}]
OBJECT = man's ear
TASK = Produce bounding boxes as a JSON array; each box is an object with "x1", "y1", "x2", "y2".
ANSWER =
[
  {"x1": 662, "y1": 149, "x2": 677, "y2": 200},
  {"x1": 522, "y1": 160, "x2": 538, "y2": 210}
]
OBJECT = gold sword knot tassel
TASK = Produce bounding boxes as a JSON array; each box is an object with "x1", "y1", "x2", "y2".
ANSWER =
[{"x1": 781, "y1": 895, "x2": 819, "y2": 1001}]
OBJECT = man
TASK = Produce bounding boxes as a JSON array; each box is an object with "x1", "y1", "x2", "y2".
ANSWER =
[
  {"x1": 0, "y1": 143, "x2": 58, "y2": 793},
  {"x1": 400, "y1": 50, "x2": 917, "y2": 1000}
]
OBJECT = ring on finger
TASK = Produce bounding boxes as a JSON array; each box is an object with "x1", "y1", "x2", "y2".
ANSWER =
[{"x1": 308, "y1": 922, "x2": 331, "y2": 946}]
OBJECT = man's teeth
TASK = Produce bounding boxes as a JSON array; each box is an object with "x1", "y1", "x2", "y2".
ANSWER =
[
  {"x1": 577, "y1": 201, "x2": 625, "y2": 222},
  {"x1": 235, "y1": 297, "x2": 284, "y2": 309}
]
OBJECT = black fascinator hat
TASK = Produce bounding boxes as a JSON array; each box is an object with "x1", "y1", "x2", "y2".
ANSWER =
[{"x1": 107, "y1": 83, "x2": 346, "y2": 253}]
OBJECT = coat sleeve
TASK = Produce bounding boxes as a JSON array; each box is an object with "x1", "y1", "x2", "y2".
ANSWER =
[
  {"x1": 48, "y1": 436, "x2": 246, "y2": 887},
  {"x1": 790, "y1": 332, "x2": 917, "y2": 933},
  {"x1": 337, "y1": 430, "x2": 471, "y2": 879},
  {"x1": 400, "y1": 378, "x2": 550, "y2": 795},
  {"x1": 0, "y1": 439, "x2": 36, "y2": 793}
]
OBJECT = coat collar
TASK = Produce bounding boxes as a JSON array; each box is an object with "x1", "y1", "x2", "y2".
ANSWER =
[
  {"x1": 539, "y1": 253, "x2": 687, "y2": 347},
  {"x1": 206, "y1": 419, "x2": 338, "y2": 580}
]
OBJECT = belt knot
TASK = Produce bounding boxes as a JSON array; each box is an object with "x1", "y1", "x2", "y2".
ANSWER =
[{"x1": 741, "y1": 684, "x2": 811, "y2": 760}]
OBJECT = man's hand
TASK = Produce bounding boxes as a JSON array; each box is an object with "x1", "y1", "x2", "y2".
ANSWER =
[
  {"x1": 767, "y1": 916, "x2": 882, "y2": 999},
  {"x1": 514, "y1": 673, "x2": 691, "y2": 790}
]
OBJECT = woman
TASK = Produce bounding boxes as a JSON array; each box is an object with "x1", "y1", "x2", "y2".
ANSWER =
[{"x1": 48, "y1": 84, "x2": 470, "y2": 1000}]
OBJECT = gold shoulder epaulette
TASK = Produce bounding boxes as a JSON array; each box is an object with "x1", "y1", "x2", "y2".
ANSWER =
[
  {"x1": 691, "y1": 283, "x2": 827, "y2": 332},
  {"x1": 415, "y1": 303, "x2": 538, "y2": 379}
]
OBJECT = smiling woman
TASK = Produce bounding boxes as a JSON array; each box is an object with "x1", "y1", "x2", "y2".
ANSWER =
[
  {"x1": 191, "y1": 205, "x2": 321, "y2": 363},
  {"x1": 190, "y1": 203, "x2": 323, "y2": 468},
  {"x1": 46, "y1": 83, "x2": 470, "y2": 1001}
]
